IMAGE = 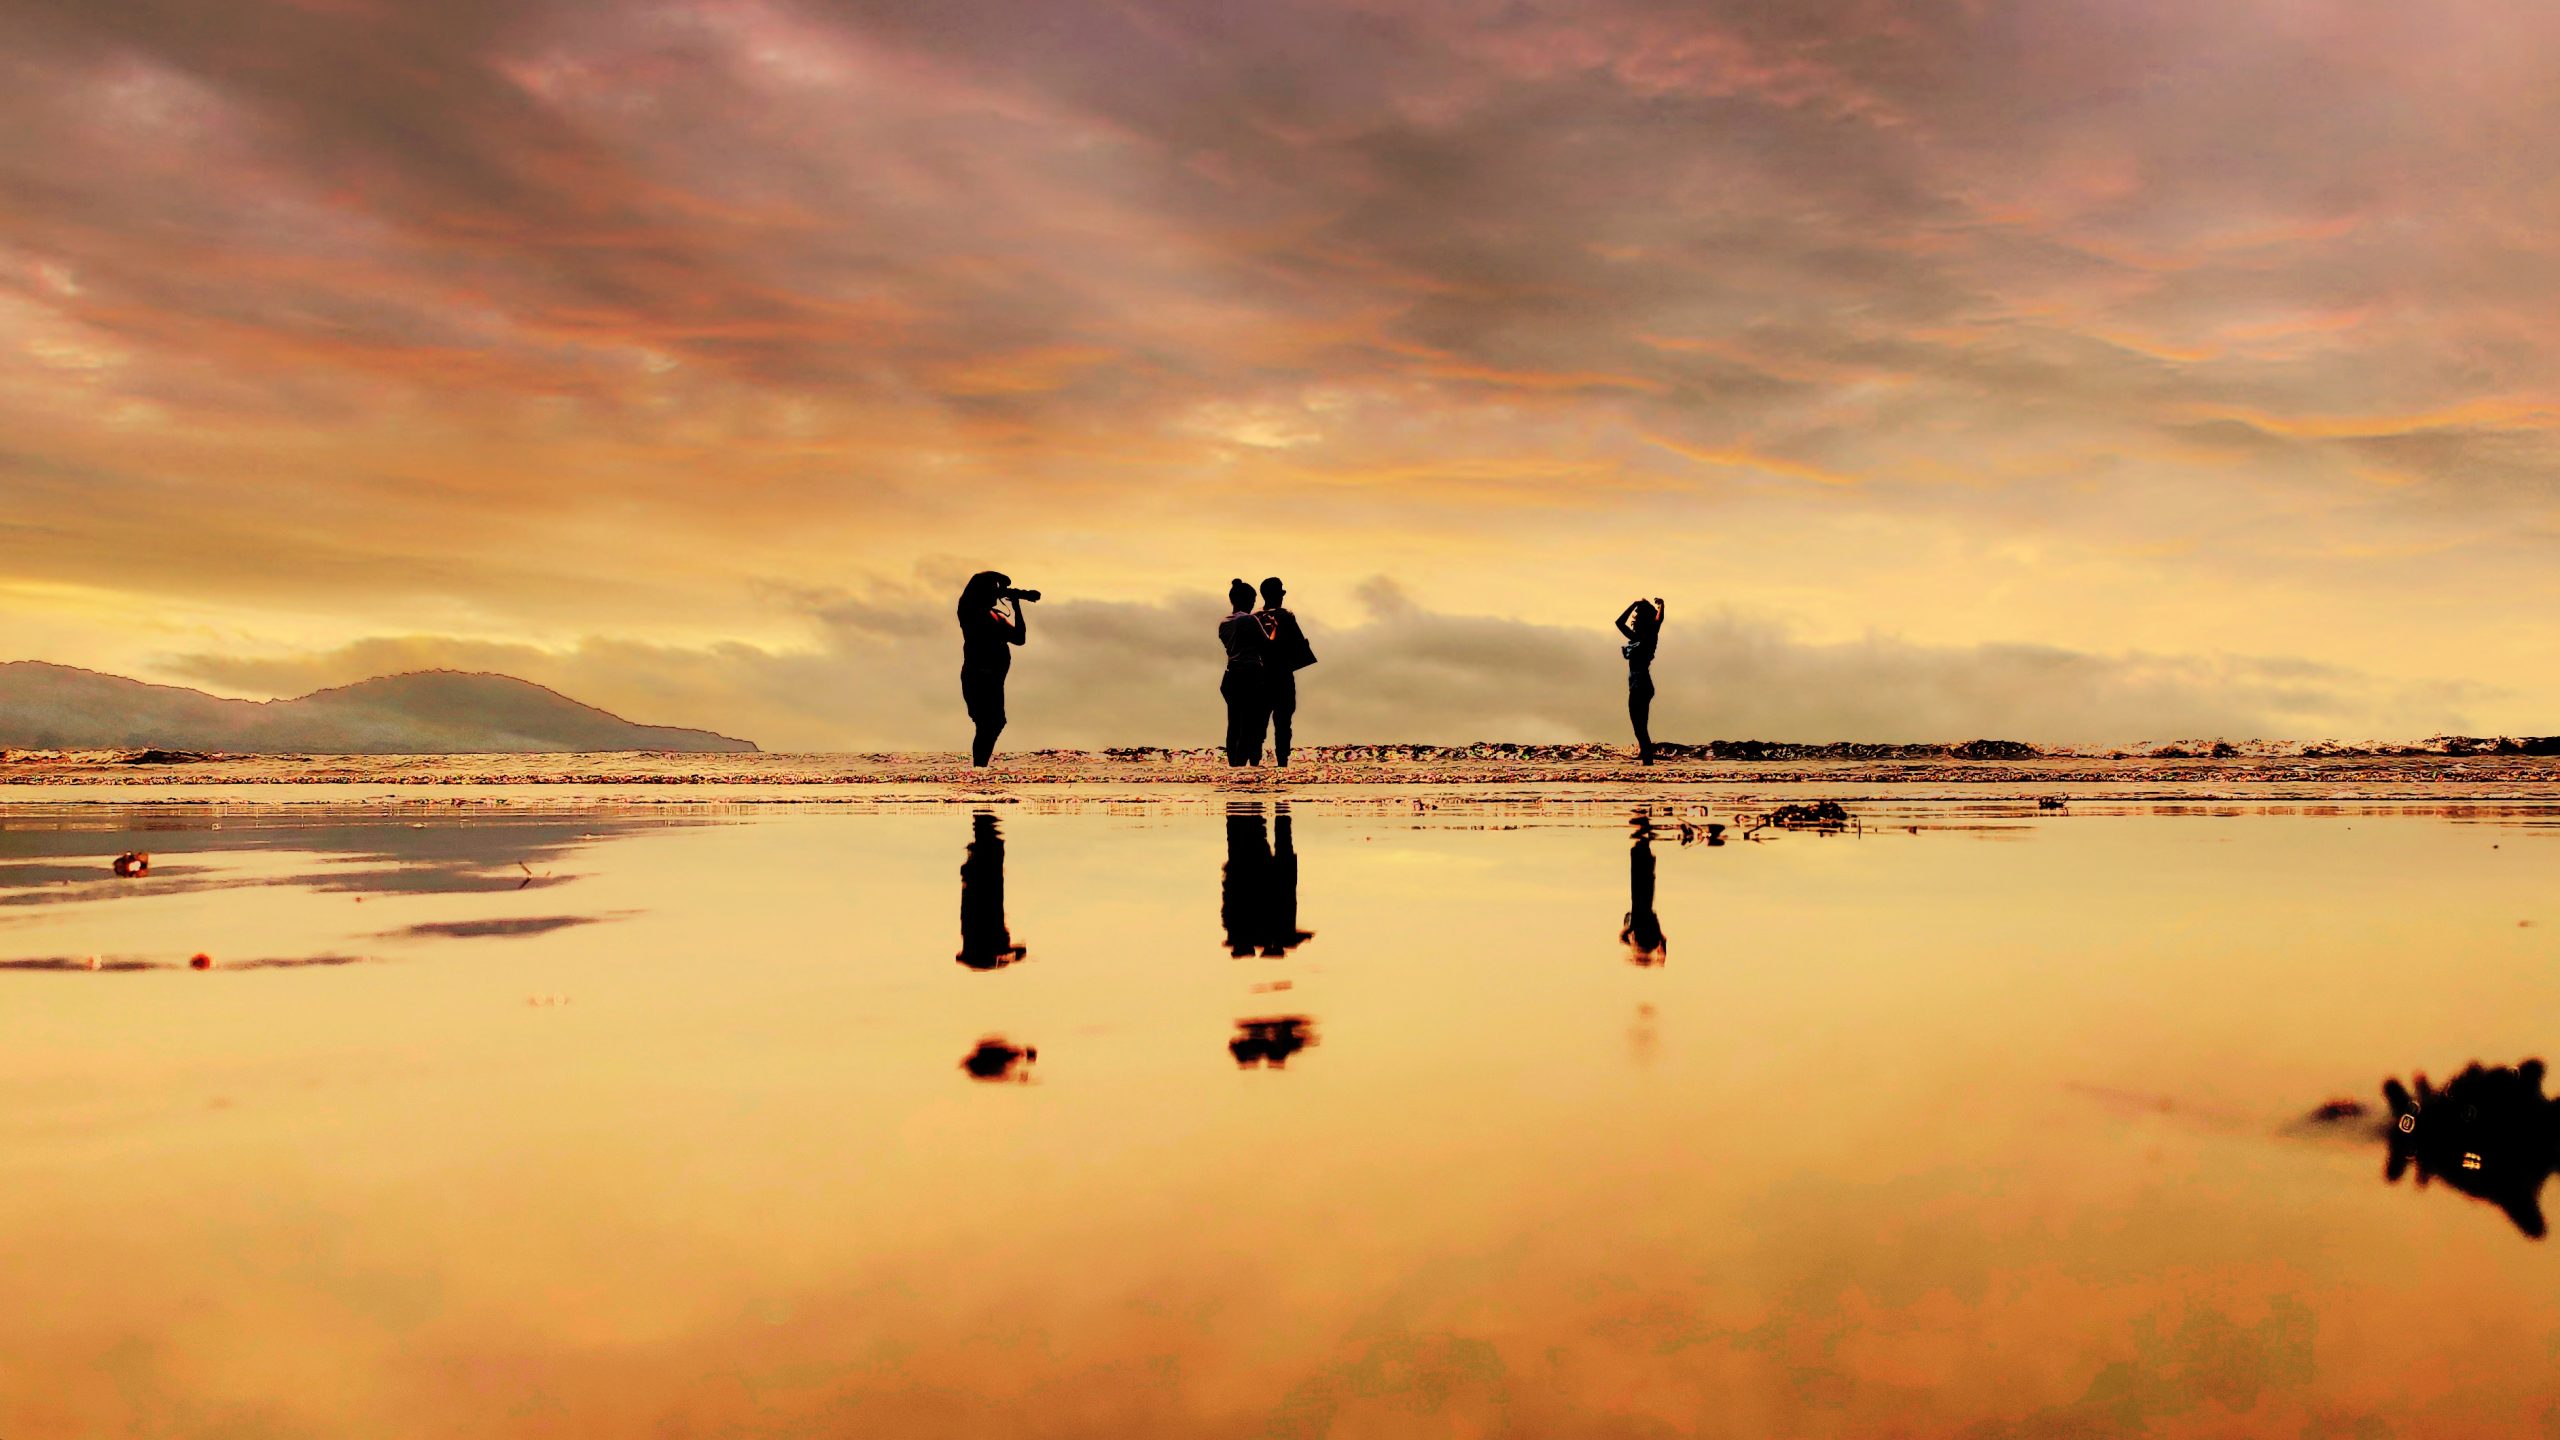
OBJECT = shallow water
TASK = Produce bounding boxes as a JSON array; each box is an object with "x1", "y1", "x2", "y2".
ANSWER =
[{"x1": 4, "y1": 797, "x2": 2559, "y2": 1438}]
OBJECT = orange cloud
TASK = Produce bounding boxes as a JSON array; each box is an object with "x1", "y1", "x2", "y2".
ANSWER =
[{"x1": 3, "y1": 0, "x2": 2559, "y2": 735}]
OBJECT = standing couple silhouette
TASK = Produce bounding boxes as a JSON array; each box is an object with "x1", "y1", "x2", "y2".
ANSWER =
[{"x1": 1217, "y1": 577, "x2": 1317, "y2": 767}]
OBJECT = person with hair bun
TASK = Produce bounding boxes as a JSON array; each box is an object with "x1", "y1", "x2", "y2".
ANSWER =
[{"x1": 1217, "y1": 578, "x2": 1269, "y2": 767}]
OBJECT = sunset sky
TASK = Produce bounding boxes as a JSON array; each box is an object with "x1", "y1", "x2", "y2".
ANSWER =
[{"x1": 3, "y1": 0, "x2": 2555, "y2": 749}]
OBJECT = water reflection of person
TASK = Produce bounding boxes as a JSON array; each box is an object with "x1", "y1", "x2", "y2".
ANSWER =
[
  {"x1": 957, "y1": 812, "x2": 1028, "y2": 971},
  {"x1": 960, "y1": 1036, "x2": 1037, "y2": 1081},
  {"x1": 1231, "y1": 1016, "x2": 1316, "y2": 1068},
  {"x1": 1222, "y1": 804, "x2": 1314, "y2": 957},
  {"x1": 1621, "y1": 813, "x2": 1667, "y2": 966}
]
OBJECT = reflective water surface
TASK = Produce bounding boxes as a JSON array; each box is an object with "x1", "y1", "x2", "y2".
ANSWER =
[{"x1": 4, "y1": 796, "x2": 2560, "y2": 1438}]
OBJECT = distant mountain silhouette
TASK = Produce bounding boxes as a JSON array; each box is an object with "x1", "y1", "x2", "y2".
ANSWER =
[{"x1": 0, "y1": 662, "x2": 758, "y2": 754}]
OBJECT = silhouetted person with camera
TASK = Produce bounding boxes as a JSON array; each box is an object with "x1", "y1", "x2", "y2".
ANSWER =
[
  {"x1": 956, "y1": 811, "x2": 1028, "y2": 971},
  {"x1": 1218, "y1": 578, "x2": 1269, "y2": 767},
  {"x1": 1615, "y1": 597, "x2": 1664, "y2": 765},
  {"x1": 1622, "y1": 813, "x2": 1667, "y2": 965},
  {"x1": 1257, "y1": 577, "x2": 1317, "y2": 767},
  {"x1": 957, "y1": 571, "x2": 1036, "y2": 766},
  {"x1": 1222, "y1": 804, "x2": 1314, "y2": 957}
]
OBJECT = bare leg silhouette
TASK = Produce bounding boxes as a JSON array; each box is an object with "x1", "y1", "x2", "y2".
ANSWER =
[
  {"x1": 1269, "y1": 673, "x2": 1295, "y2": 767},
  {"x1": 1221, "y1": 671, "x2": 1266, "y2": 766},
  {"x1": 1628, "y1": 671, "x2": 1655, "y2": 766},
  {"x1": 963, "y1": 671, "x2": 1006, "y2": 767}
]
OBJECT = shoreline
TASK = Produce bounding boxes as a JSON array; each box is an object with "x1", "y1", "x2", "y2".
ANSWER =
[{"x1": 4, "y1": 750, "x2": 2560, "y2": 805}]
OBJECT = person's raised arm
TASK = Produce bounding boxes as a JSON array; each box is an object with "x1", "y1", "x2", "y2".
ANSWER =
[
  {"x1": 1615, "y1": 600, "x2": 1643, "y2": 640},
  {"x1": 1006, "y1": 597, "x2": 1029, "y2": 645}
]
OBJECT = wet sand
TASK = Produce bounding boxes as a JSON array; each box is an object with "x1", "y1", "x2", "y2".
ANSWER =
[{"x1": 4, "y1": 796, "x2": 2559, "y2": 1436}]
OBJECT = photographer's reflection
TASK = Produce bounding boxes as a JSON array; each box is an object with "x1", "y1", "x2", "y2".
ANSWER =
[
  {"x1": 1222, "y1": 803, "x2": 1314, "y2": 958},
  {"x1": 1622, "y1": 813, "x2": 1667, "y2": 966},
  {"x1": 956, "y1": 812, "x2": 1028, "y2": 971}
]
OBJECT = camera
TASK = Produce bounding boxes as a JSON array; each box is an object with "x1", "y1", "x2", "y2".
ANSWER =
[{"x1": 1003, "y1": 588, "x2": 1042, "y2": 603}]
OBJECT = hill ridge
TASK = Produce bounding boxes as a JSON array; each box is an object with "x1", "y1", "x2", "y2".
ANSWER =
[{"x1": 0, "y1": 660, "x2": 758, "y2": 754}]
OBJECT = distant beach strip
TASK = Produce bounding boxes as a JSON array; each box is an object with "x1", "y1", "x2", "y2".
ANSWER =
[{"x1": 5, "y1": 742, "x2": 2560, "y2": 800}]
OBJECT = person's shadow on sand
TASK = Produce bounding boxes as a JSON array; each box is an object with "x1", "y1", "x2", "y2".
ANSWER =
[{"x1": 956, "y1": 812, "x2": 1028, "y2": 971}]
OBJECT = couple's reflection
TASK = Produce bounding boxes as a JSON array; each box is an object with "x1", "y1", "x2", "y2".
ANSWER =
[
  {"x1": 962, "y1": 806, "x2": 1319, "y2": 968},
  {"x1": 1224, "y1": 804, "x2": 1317, "y2": 1071},
  {"x1": 1231, "y1": 1016, "x2": 1316, "y2": 1068},
  {"x1": 1223, "y1": 803, "x2": 1314, "y2": 958},
  {"x1": 956, "y1": 811, "x2": 1028, "y2": 971},
  {"x1": 952, "y1": 807, "x2": 1324, "y2": 1071}
]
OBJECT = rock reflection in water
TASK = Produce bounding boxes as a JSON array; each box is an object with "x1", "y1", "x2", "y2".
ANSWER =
[
  {"x1": 386, "y1": 916, "x2": 611, "y2": 941},
  {"x1": 2301, "y1": 1057, "x2": 2560, "y2": 1240},
  {"x1": 2384, "y1": 1059, "x2": 2560, "y2": 1239},
  {"x1": 1221, "y1": 804, "x2": 1313, "y2": 958},
  {"x1": 956, "y1": 812, "x2": 1028, "y2": 971},
  {"x1": 0, "y1": 810, "x2": 676, "y2": 907},
  {"x1": 0, "y1": 953, "x2": 371, "y2": 973}
]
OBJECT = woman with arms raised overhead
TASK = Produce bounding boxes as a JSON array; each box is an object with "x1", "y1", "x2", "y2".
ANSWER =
[{"x1": 1615, "y1": 596, "x2": 1664, "y2": 766}]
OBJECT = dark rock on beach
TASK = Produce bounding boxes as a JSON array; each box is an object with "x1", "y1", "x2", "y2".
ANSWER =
[
  {"x1": 1753, "y1": 800, "x2": 1854, "y2": 831},
  {"x1": 2382, "y1": 1059, "x2": 2560, "y2": 1239},
  {"x1": 2434, "y1": 735, "x2": 2560, "y2": 757},
  {"x1": 1951, "y1": 739, "x2": 2041, "y2": 761}
]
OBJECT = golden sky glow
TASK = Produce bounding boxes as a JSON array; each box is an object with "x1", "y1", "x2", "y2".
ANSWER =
[{"x1": 3, "y1": 0, "x2": 2556, "y2": 747}]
